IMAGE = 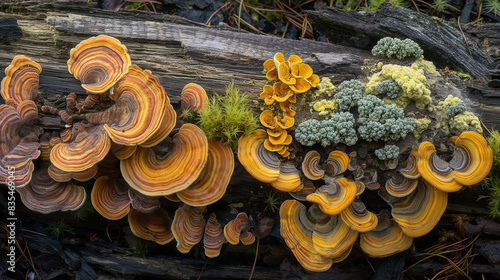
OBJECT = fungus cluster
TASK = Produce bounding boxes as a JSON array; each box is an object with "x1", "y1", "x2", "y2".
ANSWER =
[
  {"x1": 260, "y1": 52, "x2": 320, "y2": 158},
  {"x1": 0, "y1": 35, "x2": 247, "y2": 258}
]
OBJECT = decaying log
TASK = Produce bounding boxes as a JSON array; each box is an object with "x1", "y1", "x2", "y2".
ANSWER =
[{"x1": 306, "y1": 1, "x2": 495, "y2": 82}]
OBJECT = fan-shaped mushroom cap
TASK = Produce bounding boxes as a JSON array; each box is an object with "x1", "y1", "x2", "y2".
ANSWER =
[
  {"x1": 270, "y1": 162, "x2": 302, "y2": 192},
  {"x1": 84, "y1": 65, "x2": 174, "y2": 146},
  {"x1": 139, "y1": 100, "x2": 177, "y2": 148},
  {"x1": 277, "y1": 116, "x2": 294, "y2": 130},
  {"x1": 360, "y1": 210, "x2": 413, "y2": 258},
  {"x1": 325, "y1": 151, "x2": 349, "y2": 176},
  {"x1": 263, "y1": 58, "x2": 279, "y2": 82},
  {"x1": 178, "y1": 141, "x2": 234, "y2": 207},
  {"x1": 128, "y1": 188, "x2": 161, "y2": 213},
  {"x1": 91, "y1": 176, "x2": 131, "y2": 220},
  {"x1": 16, "y1": 100, "x2": 38, "y2": 125},
  {"x1": 50, "y1": 125, "x2": 111, "y2": 172},
  {"x1": 238, "y1": 129, "x2": 280, "y2": 183},
  {"x1": 355, "y1": 181, "x2": 366, "y2": 196},
  {"x1": 204, "y1": 213, "x2": 226, "y2": 258},
  {"x1": 48, "y1": 163, "x2": 98, "y2": 182},
  {"x1": 272, "y1": 81, "x2": 295, "y2": 103},
  {"x1": 279, "y1": 200, "x2": 332, "y2": 272},
  {"x1": 0, "y1": 142, "x2": 40, "y2": 188},
  {"x1": 17, "y1": 166, "x2": 86, "y2": 214},
  {"x1": 302, "y1": 150, "x2": 325, "y2": 180},
  {"x1": 306, "y1": 178, "x2": 357, "y2": 216},
  {"x1": 268, "y1": 129, "x2": 288, "y2": 145},
  {"x1": 341, "y1": 198, "x2": 378, "y2": 232},
  {"x1": 309, "y1": 204, "x2": 358, "y2": 260},
  {"x1": 67, "y1": 35, "x2": 131, "y2": 93},
  {"x1": 385, "y1": 173, "x2": 419, "y2": 197},
  {"x1": 449, "y1": 131, "x2": 493, "y2": 186},
  {"x1": 171, "y1": 205, "x2": 206, "y2": 253},
  {"x1": 165, "y1": 193, "x2": 181, "y2": 202},
  {"x1": 391, "y1": 180, "x2": 447, "y2": 238},
  {"x1": 259, "y1": 85, "x2": 275, "y2": 105},
  {"x1": 1, "y1": 55, "x2": 41, "y2": 103},
  {"x1": 417, "y1": 141, "x2": 463, "y2": 192},
  {"x1": 223, "y1": 212, "x2": 255, "y2": 245},
  {"x1": 259, "y1": 110, "x2": 277, "y2": 129},
  {"x1": 121, "y1": 123, "x2": 209, "y2": 196},
  {"x1": 400, "y1": 146, "x2": 420, "y2": 179},
  {"x1": 128, "y1": 208, "x2": 173, "y2": 245},
  {"x1": 94, "y1": 153, "x2": 120, "y2": 179},
  {"x1": 181, "y1": 83, "x2": 208, "y2": 112}
]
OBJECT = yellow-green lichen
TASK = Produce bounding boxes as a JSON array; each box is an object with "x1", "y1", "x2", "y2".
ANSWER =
[
  {"x1": 450, "y1": 111, "x2": 482, "y2": 134},
  {"x1": 366, "y1": 64, "x2": 432, "y2": 109},
  {"x1": 411, "y1": 58, "x2": 437, "y2": 75},
  {"x1": 413, "y1": 118, "x2": 431, "y2": 138},
  {"x1": 315, "y1": 77, "x2": 336, "y2": 97},
  {"x1": 313, "y1": 99, "x2": 339, "y2": 116}
]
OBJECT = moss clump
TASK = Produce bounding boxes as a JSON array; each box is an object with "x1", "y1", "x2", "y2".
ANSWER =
[
  {"x1": 481, "y1": 130, "x2": 500, "y2": 219},
  {"x1": 366, "y1": 64, "x2": 432, "y2": 109},
  {"x1": 197, "y1": 81, "x2": 258, "y2": 151}
]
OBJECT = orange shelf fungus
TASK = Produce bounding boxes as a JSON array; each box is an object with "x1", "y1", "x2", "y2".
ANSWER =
[
  {"x1": 67, "y1": 35, "x2": 131, "y2": 94},
  {"x1": 400, "y1": 146, "x2": 420, "y2": 179},
  {"x1": 223, "y1": 212, "x2": 255, "y2": 245},
  {"x1": 84, "y1": 65, "x2": 174, "y2": 147},
  {"x1": 302, "y1": 150, "x2": 325, "y2": 181},
  {"x1": 270, "y1": 163, "x2": 302, "y2": 192},
  {"x1": 355, "y1": 181, "x2": 366, "y2": 196},
  {"x1": 272, "y1": 81, "x2": 296, "y2": 103},
  {"x1": 259, "y1": 85, "x2": 275, "y2": 105},
  {"x1": 309, "y1": 204, "x2": 358, "y2": 261},
  {"x1": 178, "y1": 141, "x2": 234, "y2": 207},
  {"x1": 341, "y1": 198, "x2": 378, "y2": 233},
  {"x1": 17, "y1": 166, "x2": 86, "y2": 214},
  {"x1": 260, "y1": 110, "x2": 277, "y2": 129},
  {"x1": 385, "y1": 173, "x2": 419, "y2": 197},
  {"x1": 128, "y1": 188, "x2": 161, "y2": 213},
  {"x1": 128, "y1": 208, "x2": 173, "y2": 245},
  {"x1": 279, "y1": 200, "x2": 333, "y2": 272},
  {"x1": 50, "y1": 125, "x2": 111, "y2": 173},
  {"x1": 268, "y1": 129, "x2": 288, "y2": 145},
  {"x1": 449, "y1": 131, "x2": 493, "y2": 186},
  {"x1": 1, "y1": 55, "x2": 41, "y2": 103},
  {"x1": 277, "y1": 116, "x2": 294, "y2": 130},
  {"x1": 263, "y1": 57, "x2": 280, "y2": 82},
  {"x1": 181, "y1": 83, "x2": 208, "y2": 112},
  {"x1": 391, "y1": 180, "x2": 447, "y2": 238},
  {"x1": 91, "y1": 176, "x2": 131, "y2": 220},
  {"x1": 48, "y1": 163, "x2": 98, "y2": 182},
  {"x1": 121, "y1": 123, "x2": 208, "y2": 196},
  {"x1": 165, "y1": 193, "x2": 181, "y2": 202},
  {"x1": 204, "y1": 213, "x2": 226, "y2": 258},
  {"x1": 171, "y1": 205, "x2": 206, "y2": 253},
  {"x1": 16, "y1": 100, "x2": 39, "y2": 125},
  {"x1": 140, "y1": 101, "x2": 177, "y2": 148},
  {"x1": 94, "y1": 153, "x2": 121, "y2": 179},
  {"x1": 306, "y1": 178, "x2": 357, "y2": 216},
  {"x1": 360, "y1": 210, "x2": 413, "y2": 258},
  {"x1": 237, "y1": 129, "x2": 280, "y2": 183},
  {"x1": 417, "y1": 141, "x2": 463, "y2": 192},
  {"x1": 325, "y1": 150, "x2": 350, "y2": 176}
]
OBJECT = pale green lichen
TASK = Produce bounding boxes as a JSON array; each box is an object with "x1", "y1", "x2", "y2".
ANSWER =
[
  {"x1": 450, "y1": 111, "x2": 482, "y2": 134},
  {"x1": 411, "y1": 58, "x2": 437, "y2": 75},
  {"x1": 313, "y1": 99, "x2": 339, "y2": 116},
  {"x1": 437, "y1": 95, "x2": 482, "y2": 134},
  {"x1": 372, "y1": 37, "x2": 423, "y2": 60},
  {"x1": 315, "y1": 77, "x2": 336, "y2": 97},
  {"x1": 366, "y1": 64, "x2": 432, "y2": 109}
]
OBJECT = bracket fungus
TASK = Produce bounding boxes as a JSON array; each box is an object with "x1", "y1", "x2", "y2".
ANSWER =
[
  {"x1": 50, "y1": 125, "x2": 111, "y2": 173},
  {"x1": 204, "y1": 213, "x2": 226, "y2": 258},
  {"x1": 302, "y1": 150, "x2": 325, "y2": 181},
  {"x1": 171, "y1": 205, "x2": 206, "y2": 253},
  {"x1": 223, "y1": 212, "x2": 255, "y2": 245},
  {"x1": 341, "y1": 198, "x2": 378, "y2": 233},
  {"x1": 84, "y1": 65, "x2": 175, "y2": 147},
  {"x1": 67, "y1": 35, "x2": 131, "y2": 94},
  {"x1": 17, "y1": 166, "x2": 86, "y2": 214},
  {"x1": 48, "y1": 163, "x2": 98, "y2": 182},
  {"x1": 91, "y1": 176, "x2": 131, "y2": 220},
  {"x1": 270, "y1": 163, "x2": 302, "y2": 192},
  {"x1": 177, "y1": 141, "x2": 234, "y2": 207},
  {"x1": 306, "y1": 178, "x2": 357, "y2": 216},
  {"x1": 121, "y1": 123, "x2": 208, "y2": 196},
  {"x1": 128, "y1": 208, "x2": 173, "y2": 245},
  {"x1": 181, "y1": 83, "x2": 208, "y2": 112},
  {"x1": 385, "y1": 173, "x2": 419, "y2": 197},
  {"x1": 128, "y1": 188, "x2": 161, "y2": 213},
  {"x1": 1, "y1": 55, "x2": 41, "y2": 103},
  {"x1": 360, "y1": 210, "x2": 413, "y2": 258}
]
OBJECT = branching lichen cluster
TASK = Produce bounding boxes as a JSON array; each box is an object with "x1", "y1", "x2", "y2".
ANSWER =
[
  {"x1": 374, "y1": 144, "x2": 400, "y2": 160},
  {"x1": 372, "y1": 37, "x2": 423, "y2": 60},
  {"x1": 295, "y1": 112, "x2": 357, "y2": 147}
]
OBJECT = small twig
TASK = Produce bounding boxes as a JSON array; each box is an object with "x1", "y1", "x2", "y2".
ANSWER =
[
  {"x1": 481, "y1": 120, "x2": 491, "y2": 135},
  {"x1": 248, "y1": 238, "x2": 260, "y2": 280},
  {"x1": 206, "y1": 1, "x2": 231, "y2": 25},
  {"x1": 197, "y1": 258, "x2": 209, "y2": 280}
]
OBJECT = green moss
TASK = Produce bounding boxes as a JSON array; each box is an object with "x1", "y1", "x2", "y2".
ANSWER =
[
  {"x1": 366, "y1": 64, "x2": 432, "y2": 109},
  {"x1": 480, "y1": 130, "x2": 500, "y2": 219},
  {"x1": 413, "y1": 118, "x2": 431, "y2": 138},
  {"x1": 127, "y1": 239, "x2": 149, "y2": 258},
  {"x1": 449, "y1": 70, "x2": 473, "y2": 81},
  {"x1": 197, "y1": 81, "x2": 258, "y2": 152},
  {"x1": 47, "y1": 220, "x2": 75, "y2": 239}
]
